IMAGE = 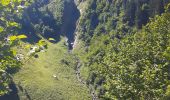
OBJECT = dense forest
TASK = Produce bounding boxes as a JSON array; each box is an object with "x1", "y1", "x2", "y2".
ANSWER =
[
  {"x1": 74, "y1": 0, "x2": 170, "y2": 99},
  {"x1": 0, "y1": 0, "x2": 170, "y2": 100}
]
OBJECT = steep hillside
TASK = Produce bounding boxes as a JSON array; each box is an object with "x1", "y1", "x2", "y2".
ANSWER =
[
  {"x1": 73, "y1": 0, "x2": 170, "y2": 99},
  {"x1": 20, "y1": 0, "x2": 64, "y2": 43},
  {"x1": 1, "y1": 0, "x2": 170, "y2": 100},
  {"x1": 74, "y1": 0, "x2": 170, "y2": 46}
]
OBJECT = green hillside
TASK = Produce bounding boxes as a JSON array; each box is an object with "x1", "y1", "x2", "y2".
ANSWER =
[
  {"x1": 1, "y1": 0, "x2": 170, "y2": 100},
  {"x1": 13, "y1": 38, "x2": 91, "y2": 100}
]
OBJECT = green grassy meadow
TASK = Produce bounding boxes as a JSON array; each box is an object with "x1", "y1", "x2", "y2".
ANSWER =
[{"x1": 13, "y1": 38, "x2": 91, "y2": 100}]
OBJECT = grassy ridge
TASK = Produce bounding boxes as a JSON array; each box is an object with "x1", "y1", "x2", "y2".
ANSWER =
[{"x1": 13, "y1": 38, "x2": 91, "y2": 100}]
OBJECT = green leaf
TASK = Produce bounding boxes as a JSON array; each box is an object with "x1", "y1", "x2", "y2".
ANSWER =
[
  {"x1": 1, "y1": 0, "x2": 10, "y2": 6},
  {"x1": 48, "y1": 38, "x2": 55, "y2": 41},
  {"x1": 17, "y1": 35, "x2": 27, "y2": 39},
  {"x1": 25, "y1": 44, "x2": 31, "y2": 49},
  {"x1": 38, "y1": 40, "x2": 46, "y2": 46},
  {"x1": 9, "y1": 36, "x2": 17, "y2": 41},
  {"x1": 0, "y1": 17, "x2": 5, "y2": 21},
  {"x1": 11, "y1": 49, "x2": 17, "y2": 55},
  {"x1": 0, "y1": 26, "x2": 4, "y2": 32},
  {"x1": 7, "y1": 21, "x2": 19, "y2": 27}
]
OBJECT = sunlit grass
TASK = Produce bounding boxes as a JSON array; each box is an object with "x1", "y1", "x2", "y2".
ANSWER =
[{"x1": 13, "y1": 38, "x2": 91, "y2": 100}]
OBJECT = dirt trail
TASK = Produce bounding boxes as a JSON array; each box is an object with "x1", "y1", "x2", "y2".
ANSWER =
[
  {"x1": 75, "y1": 58, "x2": 98, "y2": 100},
  {"x1": 71, "y1": 0, "x2": 98, "y2": 99}
]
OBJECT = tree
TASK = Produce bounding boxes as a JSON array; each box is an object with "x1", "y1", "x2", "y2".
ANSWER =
[
  {"x1": 0, "y1": 0, "x2": 31, "y2": 96},
  {"x1": 84, "y1": 3, "x2": 170, "y2": 99}
]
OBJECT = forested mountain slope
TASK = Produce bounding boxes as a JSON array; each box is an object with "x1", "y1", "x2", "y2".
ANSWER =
[
  {"x1": 20, "y1": 0, "x2": 64, "y2": 42},
  {"x1": 1, "y1": 0, "x2": 170, "y2": 100},
  {"x1": 76, "y1": 0, "x2": 170, "y2": 45},
  {"x1": 74, "y1": 0, "x2": 170, "y2": 99}
]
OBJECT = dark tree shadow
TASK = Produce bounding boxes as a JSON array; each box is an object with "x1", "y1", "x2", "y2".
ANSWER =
[
  {"x1": 19, "y1": 0, "x2": 61, "y2": 43},
  {"x1": 0, "y1": 83, "x2": 20, "y2": 100},
  {"x1": 61, "y1": 0, "x2": 80, "y2": 50},
  {"x1": 20, "y1": 0, "x2": 80, "y2": 49},
  {"x1": 0, "y1": 82, "x2": 32, "y2": 100}
]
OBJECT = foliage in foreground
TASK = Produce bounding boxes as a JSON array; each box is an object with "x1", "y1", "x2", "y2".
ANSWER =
[
  {"x1": 0, "y1": 0, "x2": 26, "y2": 95},
  {"x1": 0, "y1": 0, "x2": 45, "y2": 96}
]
